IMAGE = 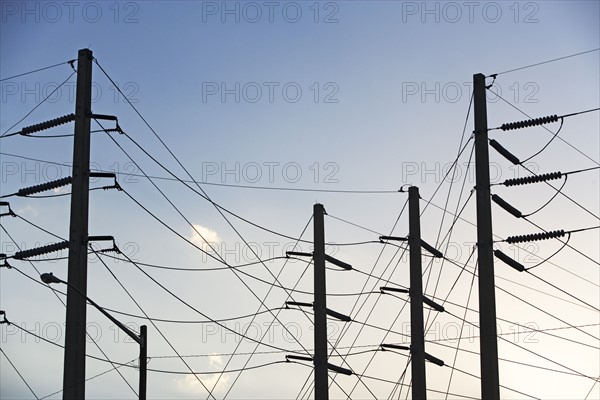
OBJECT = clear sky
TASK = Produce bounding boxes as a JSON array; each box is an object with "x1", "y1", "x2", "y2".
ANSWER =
[{"x1": 1, "y1": 1, "x2": 599, "y2": 399}]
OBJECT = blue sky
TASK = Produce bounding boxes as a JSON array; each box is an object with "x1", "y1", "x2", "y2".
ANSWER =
[{"x1": 1, "y1": 1, "x2": 599, "y2": 399}]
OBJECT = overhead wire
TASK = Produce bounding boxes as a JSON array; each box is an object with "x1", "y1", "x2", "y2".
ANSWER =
[
  {"x1": 443, "y1": 363, "x2": 541, "y2": 400},
  {"x1": 487, "y1": 48, "x2": 599, "y2": 76},
  {"x1": 421, "y1": 193, "x2": 600, "y2": 288},
  {"x1": 487, "y1": 87, "x2": 598, "y2": 166},
  {"x1": 0, "y1": 70, "x2": 76, "y2": 138},
  {"x1": 39, "y1": 358, "x2": 137, "y2": 400},
  {"x1": 92, "y1": 63, "x2": 390, "y2": 397},
  {"x1": 444, "y1": 258, "x2": 478, "y2": 399},
  {"x1": 443, "y1": 309, "x2": 600, "y2": 382},
  {"x1": 89, "y1": 248, "x2": 216, "y2": 399},
  {"x1": 0, "y1": 59, "x2": 75, "y2": 82},
  {"x1": 0, "y1": 347, "x2": 40, "y2": 399},
  {"x1": 423, "y1": 140, "x2": 475, "y2": 334},
  {"x1": 218, "y1": 215, "x2": 313, "y2": 399},
  {"x1": 90, "y1": 66, "x2": 396, "y2": 396},
  {"x1": 0, "y1": 225, "x2": 138, "y2": 396},
  {"x1": 323, "y1": 200, "x2": 410, "y2": 398},
  {"x1": 441, "y1": 255, "x2": 599, "y2": 342}
]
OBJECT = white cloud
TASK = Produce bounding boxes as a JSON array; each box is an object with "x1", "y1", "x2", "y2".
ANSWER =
[
  {"x1": 15, "y1": 204, "x2": 38, "y2": 217},
  {"x1": 175, "y1": 353, "x2": 230, "y2": 394},
  {"x1": 188, "y1": 224, "x2": 221, "y2": 252}
]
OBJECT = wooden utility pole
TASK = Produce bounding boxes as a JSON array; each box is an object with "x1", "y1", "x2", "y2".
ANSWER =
[
  {"x1": 313, "y1": 203, "x2": 329, "y2": 400},
  {"x1": 473, "y1": 72, "x2": 500, "y2": 399},
  {"x1": 408, "y1": 186, "x2": 427, "y2": 399},
  {"x1": 63, "y1": 48, "x2": 93, "y2": 400}
]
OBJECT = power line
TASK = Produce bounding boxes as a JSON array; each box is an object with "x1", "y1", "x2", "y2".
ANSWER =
[
  {"x1": 353, "y1": 372, "x2": 479, "y2": 400},
  {"x1": 442, "y1": 255, "x2": 599, "y2": 343},
  {"x1": 444, "y1": 256, "x2": 477, "y2": 398},
  {"x1": 0, "y1": 151, "x2": 398, "y2": 194},
  {"x1": 0, "y1": 225, "x2": 138, "y2": 396},
  {"x1": 421, "y1": 194, "x2": 600, "y2": 289},
  {"x1": 218, "y1": 216, "x2": 313, "y2": 399},
  {"x1": 0, "y1": 59, "x2": 75, "y2": 82},
  {"x1": 90, "y1": 65, "x2": 380, "y2": 398},
  {"x1": 112, "y1": 248, "x2": 307, "y2": 355},
  {"x1": 443, "y1": 363, "x2": 541, "y2": 400},
  {"x1": 39, "y1": 358, "x2": 137, "y2": 400},
  {"x1": 4, "y1": 322, "x2": 292, "y2": 376},
  {"x1": 525, "y1": 270, "x2": 599, "y2": 312},
  {"x1": 444, "y1": 309, "x2": 600, "y2": 382},
  {"x1": 0, "y1": 71, "x2": 76, "y2": 138},
  {"x1": 488, "y1": 48, "x2": 600, "y2": 76},
  {"x1": 0, "y1": 347, "x2": 40, "y2": 399},
  {"x1": 423, "y1": 141, "x2": 475, "y2": 336},
  {"x1": 89, "y1": 249, "x2": 216, "y2": 399},
  {"x1": 520, "y1": 216, "x2": 599, "y2": 265},
  {"x1": 487, "y1": 87, "x2": 599, "y2": 166},
  {"x1": 7, "y1": 211, "x2": 595, "y2": 319},
  {"x1": 93, "y1": 124, "x2": 327, "y2": 383}
]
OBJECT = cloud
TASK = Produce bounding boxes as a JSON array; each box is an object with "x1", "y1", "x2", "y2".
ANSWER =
[
  {"x1": 188, "y1": 224, "x2": 221, "y2": 251},
  {"x1": 15, "y1": 204, "x2": 38, "y2": 217},
  {"x1": 175, "y1": 353, "x2": 230, "y2": 394}
]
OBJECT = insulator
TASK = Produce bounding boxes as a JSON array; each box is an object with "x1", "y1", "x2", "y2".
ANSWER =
[
  {"x1": 13, "y1": 241, "x2": 69, "y2": 260},
  {"x1": 424, "y1": 352, "x2": 445, "y2": 367},
  {"x1": 380, "y1": 286, "x2": 409, "y2": 294},
  {"x1": 381, "y1": 343, "x2": 410, "y2": 352},
  {"x1": 286, "y1": 251, "x2": 312, "y2": 258},
  {"x1": 421, "y1": 240, "x2": 443, "y2": 258},
  {"x1": 502, "y1": 171, "x2": 562, "y2": 187},
  {"x1": 286, "y1": 354, "x2": 313, "y2": 363},
  {"x1": 17, "y1": 177, "x2": 72, "y2": 196},
  {"x1": 489, "y1": 139, "x2": 520, "y2": 165},
  {"x1": 422, "y1": 296, "x2": 445, "y2": 312},
  {"x1": 89, "y1": 113, "x2": 117, "y2": 121},
  {"x1": 20, "y1": 114, "x2": 76, "y2": 135},
  {"x1": 506, "y1": 230, "x2": 565, "y2": 244},
  {"x1": 89, "y1": 172, "x2": 116, "y2": 179},
  {"x1": 500, "y1": 114, "x2": 559, "y2": 131},
  {"x1": 88, "y1": 235, "x2": 114, "y2": 243},
  {"x1": 491, "y1": 194, "x2": 522, "y2": 218},
  {"x1": 286, "y1": 301, "x2": 313, "y2": 309},
  {"x1": 327, "y1": 363, "x2": 353, "y2": 375},
  {"x1": 97, "y1": 246, "x2": 119, "y2": 254},
  {"x1": 324, "y1": 254, "x2": 352, "y2": 270},
  {"x1": 326, "y1": 308, "x2": 352, "y2": 322},
  {"x1": 494, "y1": 250, "x2": 525, "y2": 272},
  {"x1": 379, "y1": 235, "x2": 408, "y2": 242}
]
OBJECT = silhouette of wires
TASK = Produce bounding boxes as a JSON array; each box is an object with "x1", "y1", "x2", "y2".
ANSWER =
[
  {"x1": 0, "y1": 71, "x2": 76, "y2": 138},
  {"x1": 487, "y1": 48, "x2": 599, "y2": 77},
  {"x1": 0, "y1": 59, "x2": 75, "y2": 82},
  {"x1": 0, "y1": 347, "x2": 39, "y2": 399}
]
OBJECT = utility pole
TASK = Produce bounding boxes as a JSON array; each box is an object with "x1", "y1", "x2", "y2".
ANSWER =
[
  {"x1": 140, "y1": 325, "x2": 147, "y2": 400},
  {"x1": 408, "y1": 186, "x2": 427, "y2": 399},
  {"x1": 380, "y1": 187, "x2": 445, "y2": 398},
  {"x1": 473, "y1": 72, "x2": 500, "y2": 399},
  {"x1": 313, "y1": 203, "x2": 328, "y2": 400},
  {"x1": 63, "y1": 48, "x2": 93, "y2": 400}
]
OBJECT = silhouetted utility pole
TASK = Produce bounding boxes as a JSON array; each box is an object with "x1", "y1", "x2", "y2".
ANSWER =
[
  {"x1": 63, "y1": 48, "x2": 93, "y2": 400},
  {"x1": 473, "y1": 72, "x2": 500, "y2": 399},
  {"x1": 287, "y1": 205, "x2": 352, "y2": 398},
  {"x1": 140, "y1": 325, "x2": 147, "y2": 400},
  {"x1": 380, "y1": 187, "x2": 444, "y2": 399},
  {"x1": 408, "y1": 186, "x2": 427, "y2": 399},
  {"x1": 313, "y1": 203, "x2": 328, "y2": 400}
]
